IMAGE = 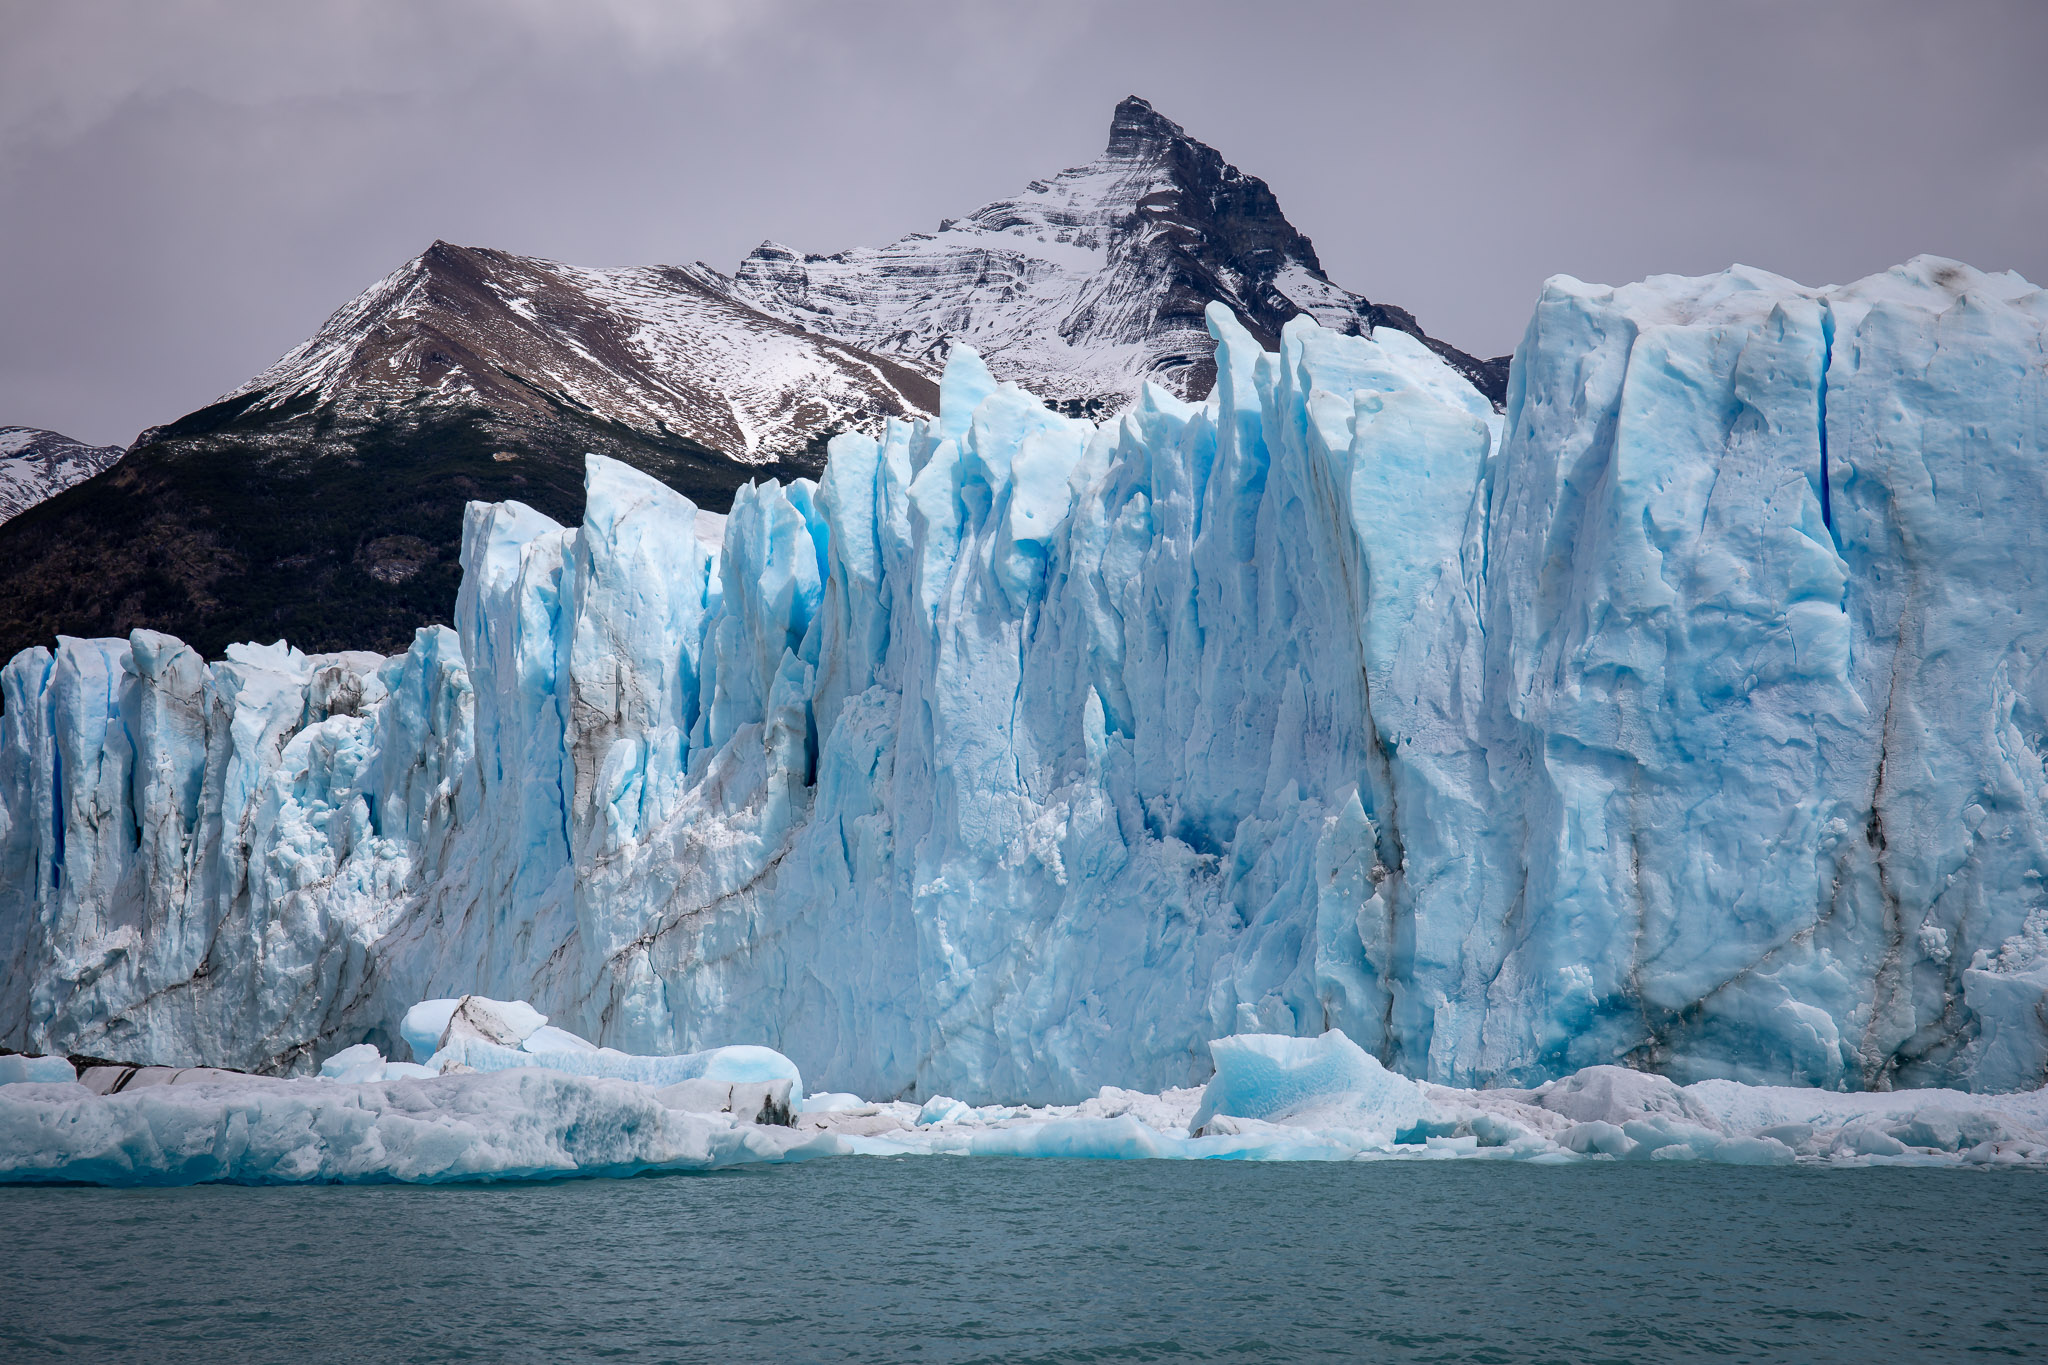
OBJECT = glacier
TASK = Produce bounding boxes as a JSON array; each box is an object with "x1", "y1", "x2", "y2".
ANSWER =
[{"x1": 3, "y1": 255, "x2": 2047, "y2": 1108}]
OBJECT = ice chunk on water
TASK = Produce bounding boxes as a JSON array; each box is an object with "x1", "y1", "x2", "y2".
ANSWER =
[
  {"x1": 4, "y1": 1036, "x2": 2047, "y2": 1185},
  {"x1": 1189, "y1": 1031, "x2": 1432, "y2": 1138},
  {"x1": 518, "y1": 1025, "x2": 600, "y2": 1055},
  {"x1": 401, "y1": 997, "x2": 549, "y2": 1061},
  {"x1": 406, "y1": 999, "x2": 589, "y2": 1060},
  {"x1": 692, "y1": 1045, "x2": 805, "y2": 1086},
  {"x1": 0, "y1": 1068, "x2": 822, "y2": 1185},
  {"x1": 428, "y1": 1034, "x2": 804, "y2": 1096},
  {"x1": 917, "y1": 1096, "x2": 970, "y2": 1125},
  {"x1": 318, "y1": 1044, "x2": 388, "y2": 1084},
  {"x1": 960, "y1": 1114, "x2": 1181, "y2": 1160},
  {"x1": 656, "y1": 1078, "x2": 795, "y2": 1126},
  {"x1": 0, "y1": 1055, "x2": 74, "y2": 1086},
  {"x1": 316, "y1": 1043, "x2": 437, "y2": 1084},
  {"x1": 439, "y1": 996, "x2": 549, "y2": 1052},
  {"x1": 396, "y1": 998, "x2": 808, "y2": 1097},
  {"x1": 400, "y1": 1001, "x2": 461, "y2": 1060},
  {"x1": 1536, "y1": 1066, "x2": 1722, "y2": 1131}
]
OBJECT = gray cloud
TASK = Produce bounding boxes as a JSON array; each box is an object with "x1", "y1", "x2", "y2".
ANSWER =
[{"x1": 5, "y1": 0, "x2": 2044, "y2": 447}]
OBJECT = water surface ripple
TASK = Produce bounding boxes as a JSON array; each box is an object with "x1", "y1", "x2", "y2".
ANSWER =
[{"x1": 3, "y1": 1159, "x2": 2043, "y2": 1363}]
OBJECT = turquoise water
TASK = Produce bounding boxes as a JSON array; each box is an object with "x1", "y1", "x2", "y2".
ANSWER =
[{"x1": 3, "y1": 1159, "x2": 2043, "y2": 1363}]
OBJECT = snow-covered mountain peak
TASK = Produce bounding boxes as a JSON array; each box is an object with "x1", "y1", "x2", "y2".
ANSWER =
[
  {"x1": 951, "y1": 96, "x2": 1187, "y2": 238},
  {"x1": 215, "y1": 240, "x2": 937, "y2": 463},
  {"x1": 1102, "y1": 93, "x2": 1180, "y2": 154},
  {"x1": 0, "y1": 426, "x2": 123, "y2": 524},
  {"x1": 724, "y1": 95, "x2": 1506, "y2": 410}
]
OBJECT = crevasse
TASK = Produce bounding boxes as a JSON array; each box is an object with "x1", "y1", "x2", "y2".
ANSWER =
[{"x1": 4, "y1": 256, "x2": 2046, "y2": 1100}]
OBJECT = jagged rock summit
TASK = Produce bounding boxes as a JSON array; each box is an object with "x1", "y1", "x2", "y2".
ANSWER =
[
  {"x1": 0, "y1": 427, "x2": 123, "y2": 524},
  {"x1": 722, "y1": 96, "x2": 1508, "y2": 411}
]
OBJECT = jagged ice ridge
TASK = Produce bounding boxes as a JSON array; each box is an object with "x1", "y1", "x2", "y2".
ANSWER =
[{"x1": 4, "y1": 256, "x2": 2047, "y2": 1103}]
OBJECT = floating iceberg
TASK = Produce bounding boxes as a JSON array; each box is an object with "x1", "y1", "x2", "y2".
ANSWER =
[
  {"x1": 3, "y1": 257, "x2": 2047, "y2": 1106},
  {"x1": 1188, "y1": 1030, "x2": 1433, "y2": 1138},
  {"x1": 316, "y1": 1043, "x2": 434, "y2": 1084},
  {"x1": 0, "y1": 1069, "x2": 824, "y2": 1186},
  {"x1": 401, "y1": 996, "x2": 551, "y2": 1057},
  {"x1": 392, "y1": 994, "x2": 806, "y2": 1094},
  {"x1": 2, "y1": 1031, "x2": 2042, "y2": 1186},
  {"x1": 0, "y1": 1053, "x2": 75, "y2": 1085}
]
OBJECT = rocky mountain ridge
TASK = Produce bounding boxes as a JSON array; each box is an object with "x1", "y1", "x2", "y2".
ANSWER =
[
  {"x1": 719, "y1": 96, "x2": 1508, "y2": 410},
  {"x1": 0, "y1": 427, "x2": 124, "y2": 523},
  {"x1": 0, "y1": 245, "x2": 938, "y2": 661},
  {"x1": 218, "y1": 241, "x2": 941, "y2": 464}
]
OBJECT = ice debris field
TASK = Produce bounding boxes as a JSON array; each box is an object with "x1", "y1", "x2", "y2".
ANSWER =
[
  {"x1": 4, "y1": 994, "x2": 2047, "y2": 1185},
  {"x1": 6, "y1": 256, "x2": 2048, "y2": 1178},
  {"x1": 4, "y1": 995, "x2": 2047, "y2": 1185}
]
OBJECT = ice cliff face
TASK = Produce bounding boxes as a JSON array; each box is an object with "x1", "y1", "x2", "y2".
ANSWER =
[{"x1": 4, "y1": 256, "x2": 2046, "y2": 1100}]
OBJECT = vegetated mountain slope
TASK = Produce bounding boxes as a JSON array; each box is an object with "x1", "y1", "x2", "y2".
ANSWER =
[
  {"x1": 0, "y1": 243, "x2": 938, "y2": 663},
  {"x1": 0, "y1": 427, "x2": 123, "y2": 523},
  {"x1": 720, "y1": 96, "x2": 1509, "y2": 415}
]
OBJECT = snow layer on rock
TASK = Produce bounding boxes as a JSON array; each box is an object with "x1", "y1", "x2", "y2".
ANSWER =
[
  {"x1": 220, "y1": 246, "x2": 936, "y2": 466},
  {"x1": 720, "y1": 97, "x2": 1496, "y2": 410},
  {"x1": 4, "y1": 257, "x2": 2048, "y2": 1104},
  {"x1": 0, "y1": 426, "x2": 123, "y2": 524}
]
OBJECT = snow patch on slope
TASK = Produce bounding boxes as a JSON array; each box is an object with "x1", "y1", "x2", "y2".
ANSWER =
[{"x1": 0, "y1": 427, "x2": 123, "y2": 523}]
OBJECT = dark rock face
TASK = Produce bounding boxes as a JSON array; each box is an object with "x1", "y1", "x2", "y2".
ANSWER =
[
  {"x1": 0, "y1": 244, "x2": 938, "y2": 663},
  {"x1": 725, "y1": 96, "x2": 1508, "y2": 408}
]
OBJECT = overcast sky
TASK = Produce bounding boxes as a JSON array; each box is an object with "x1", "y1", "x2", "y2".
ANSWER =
[{"x1": 5, "y1": 0, "x2": 2045, "y2": 447}]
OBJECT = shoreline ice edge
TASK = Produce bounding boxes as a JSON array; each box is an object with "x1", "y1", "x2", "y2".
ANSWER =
[{"x1": 4, "y1": 1021, "x2": 2045, "y2": 1186}]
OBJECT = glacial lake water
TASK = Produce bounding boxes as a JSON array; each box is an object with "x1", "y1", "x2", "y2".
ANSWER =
[{"x1": 3, "y1": 1159, "x2": 2043, "y2": 1363}]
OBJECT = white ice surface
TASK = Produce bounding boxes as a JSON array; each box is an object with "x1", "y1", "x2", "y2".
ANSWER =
[
  {"x1": 370, "y1": 996, "x2": 810, "y2": 1095},
  {"x1": 0, "y1": 1054, "x2": 75, "y2": 1085},
  {"x1": 0, "y1": 1069, "x2": 825, "y2": 1185},
  {"x1": 4, "y1": 1030, "x2": 2042, "y2": 1186}
]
